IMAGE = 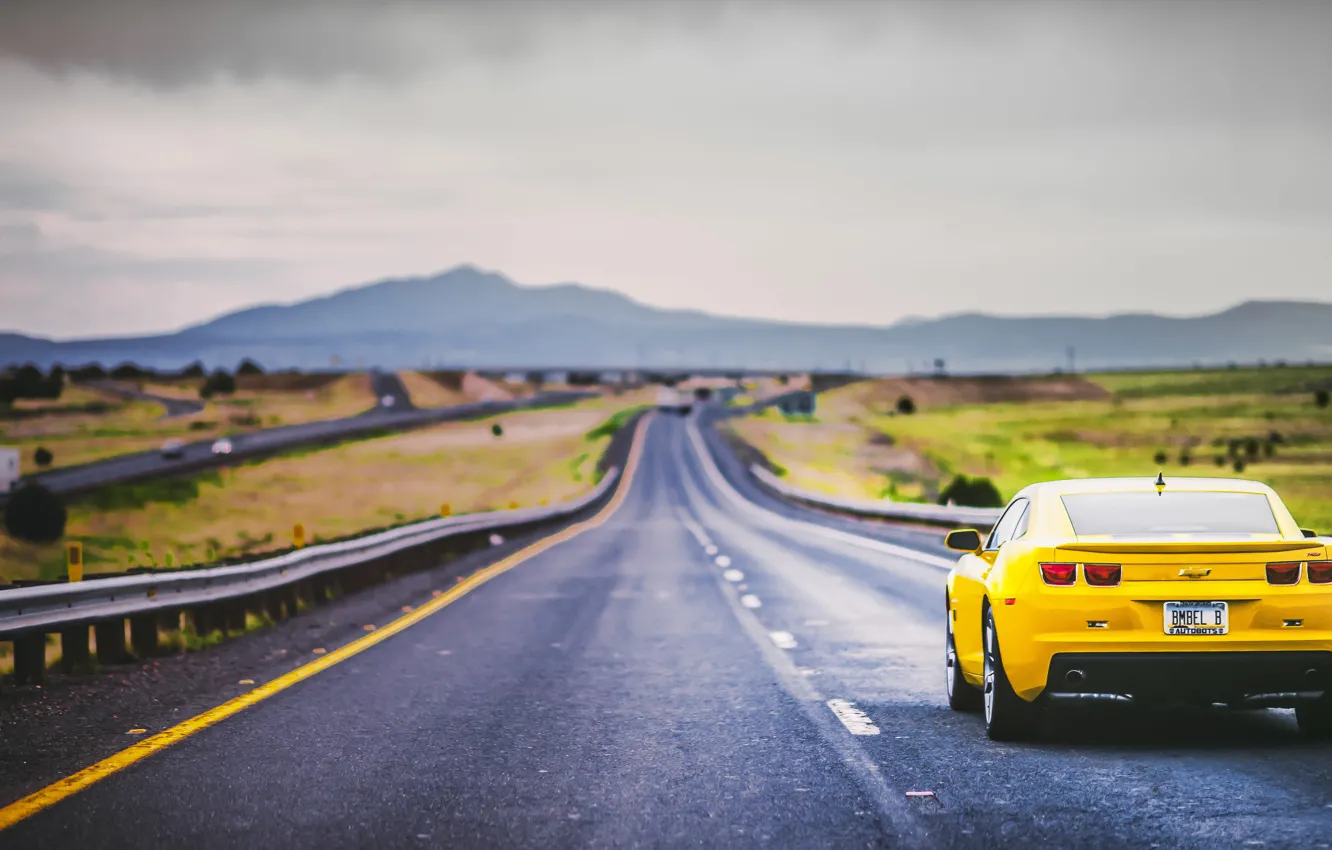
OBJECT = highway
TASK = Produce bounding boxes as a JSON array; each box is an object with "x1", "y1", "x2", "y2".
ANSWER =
[
  {"x1": 17, "y1": 388, "x2": 591, "y2": 500},
  {"x1": 4, "y1": 412, "x2": 1332, "y2": 847},
  {"x1": 82, "y1": 380, "x2": 207, "y2": 419}
]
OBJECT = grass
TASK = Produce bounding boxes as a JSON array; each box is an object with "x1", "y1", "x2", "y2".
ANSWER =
[
  {"x1": 0, "y1": 394, "x2": 649, "y2": 584},
  {"x1": 0, "y1": 375, "x2": 382, "y2": 475},
  {"x1": 729, "y1": 366, "x2": 1332, "y2": 531}
]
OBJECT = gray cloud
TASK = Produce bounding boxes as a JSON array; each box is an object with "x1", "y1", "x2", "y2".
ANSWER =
[{"x1": 1, "y1": 1, "x2": 1331, "y2": 337}]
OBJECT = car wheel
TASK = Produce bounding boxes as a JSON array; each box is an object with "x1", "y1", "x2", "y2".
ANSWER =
[
  {"x1": 1296, "y1": 695, "x2": 1332, "y2": 739},
  {"x1": 946, "y1": 604, "x2": 982, "y2": 712},
  {"x1": 983, "y1": 608, "x2": 1040, "y2": 741}
]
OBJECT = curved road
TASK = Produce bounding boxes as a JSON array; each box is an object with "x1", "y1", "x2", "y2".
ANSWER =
[{"x1": 5, "y1": 412, "x2": 1332, "y2": 847}]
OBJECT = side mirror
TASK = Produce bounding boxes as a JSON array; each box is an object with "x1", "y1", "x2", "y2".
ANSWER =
[
  {"x1": 945, "y1": 529, "x2": 983, "y2": 553},
  {"x1": 1302, "y1": 529, "x2": 1319, "y2": 539}
]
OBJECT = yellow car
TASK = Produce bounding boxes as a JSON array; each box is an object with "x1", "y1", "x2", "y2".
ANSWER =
[{"x1": 943, "y1": 475, "x2": 1331, "y2": 740}]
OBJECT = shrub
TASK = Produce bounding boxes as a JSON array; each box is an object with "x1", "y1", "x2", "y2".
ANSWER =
[
  {"x1": 200, "y1": 369, "x2": 237, "y2": 398},
  {"x1": 1245, "y1": 437, "x2": 1260, "y2": 460},
  {"x1": 110, "y1": 362, "x2": 149, "y2": 380},
  {"x1": 1317, "y1": 389, "x2": 1330, "y2": 409},
  {"x1": 1214, "y1": 455, "x2": 1226, "y2": 467},
  {"x1": 179, "y1": 361, "x2": 206, "y2": 379},
  {"x1": 1263, "y1": 440, "x2": 1276, "y2": 459},
  {"x1": 1178, "y1": 449, "x2": 1191, "y2": 466},
  {"x1": 938, "y1": 475, "x2": 1004, "y2": 508},
  {"x1": 236, "y1": 358, "x2": 265, "y2": 375},
  {"x1": 3, "y1": 483, "x2": 68, "y2": 544},
  {"x1": 895, "y1": 395, "x2": 916, "y2": 415},
  {"x1": 1153, "y1": 450, "x2": 1168, "y2": 465},
  {"x1": 33, "y1": 446, "x2": 53, "y2": 467},
  {"x1": 1233, "y1": 458, "x2": 1246, "y2": 473},
  {"x1": 491, "y1": 422, "x2": 503, "y2": 437}
]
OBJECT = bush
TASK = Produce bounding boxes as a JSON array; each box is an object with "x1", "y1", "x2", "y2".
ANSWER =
[
  {"x1": 3, "y1": 483, "x2": 68, "y2": 543},
  {"x1": 236, "y1": 358, "x2": 265, "y2": 375},
  {"x1": 1153, "y1": 450, "x2": 1168, "y2": 465},
  {"x1": 179, "y1": 361, "x2": 206, "y2": 379},
  {"x1": 34, "y1": 446, "x2": 53, "y2": 467},
  {"x1": 200, "y1": 369, "x2": 237, "y2": 398},
  {"x1": 938, "y1": 475, "x2": 1004, "y2": 508},
  {"x1": 491, "y1": 422, "x2": 503, "y2": 437},
  {"x1": 1178, "y1": 449, "x2": 1191, "y2": 466},
  {"x1": 1233, "y1": 458, "x2": 1246, "y2": 473},
  {"x1": 1214, "y1": 455, "x2": 1226, "y2": 467},
  {"x1": 1317, "y1": 389, "x2": 1330, "y2": 409},
  {"x1": 1245, "y1": 437, "x2": 1260, "y2": 460},
  {"x1": 110, "y1": 362, "x2": 149, "y2": 380},
  {"x1": 895, "y1": 395, "x2": 916, "y2": 415}
]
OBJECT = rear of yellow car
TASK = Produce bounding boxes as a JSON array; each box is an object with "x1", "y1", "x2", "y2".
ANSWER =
[{"x1": 954, "y1": 479, "x2": 1332, "y2": 740}]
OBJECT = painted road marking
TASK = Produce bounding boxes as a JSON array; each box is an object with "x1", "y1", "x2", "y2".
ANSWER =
[
  {"x1": 741, "y1": 594, "x2": 762, "y2": 609},
  {"x1": 723, "y1": 569, "x2": 745, "y2": 582},
  {"x1": 827, "y1": 699, "x2": 881, "y2": 736},
  {"x1": 705, "y1": 544, "x2": 718, "y2": 556},
  {"x1": 769, "y1": 630, "x2": 798, "y2": 649},
  {"x1": 678, "y1": 511, "x2": 712, "y2": 548},
  {"x1": 0, "y1": 417, "x2": 654, "y2": 835},
  {"x1": 714, "y1": 554, "x2": 732, "y2": 568}
]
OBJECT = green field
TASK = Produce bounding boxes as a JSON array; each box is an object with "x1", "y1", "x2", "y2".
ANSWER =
[{"x1": 728, "y1": 366, "x2": 1332, "y2": 533}]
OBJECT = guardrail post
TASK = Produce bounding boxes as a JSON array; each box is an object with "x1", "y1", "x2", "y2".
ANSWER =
[
  {"x1": 190, "y1": 605, "x2": 216, "y2": 636},
  {"x1": 225, "y1": 603, "x2": 247, "y2": 634},
  {"x1": 282, "y1": 585, "x2": 300, "y2": 617},
  {"x1": 13, "y1": 634, "x2": 46, "y2": 685},
  {"x1": 95, "y1": 620, "x2": 129, "y2": 665},
  {"x1": 60, "y1": 626, "x2": 92, "y2": 673},
  {"x1": 130, "y1": 614, "x2": 160, "y2": 657},
  {"x1": 265, "y1": 591, "x2": 285, "y2": 622}
]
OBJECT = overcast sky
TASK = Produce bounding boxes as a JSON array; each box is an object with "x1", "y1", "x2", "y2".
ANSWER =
[{"x1": 1, "y1": 0, "x2": 1330, "y2": 338}]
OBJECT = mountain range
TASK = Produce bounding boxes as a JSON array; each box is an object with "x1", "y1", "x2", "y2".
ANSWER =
[{"x1": 3, "y1": 265, "x2": 1330, "y2": 374}]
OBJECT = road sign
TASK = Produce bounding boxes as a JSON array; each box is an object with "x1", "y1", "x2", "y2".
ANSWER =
[{"x1": 67, "y1": 542, "x2": 84, "y2": 583}]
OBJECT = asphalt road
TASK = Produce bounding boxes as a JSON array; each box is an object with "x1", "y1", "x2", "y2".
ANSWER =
[
  {"x1": 7, "y1": 411, "x2": 1332, "y2": 848},
  {"x1": 82, "y1": 379, "x2": 206, "y2": 419},
  {"x1": 17, "y1": 388, "x2": 592, "y2": 500}
]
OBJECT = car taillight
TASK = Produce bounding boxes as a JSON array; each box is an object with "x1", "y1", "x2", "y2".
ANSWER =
[
  {"x1": 1084, "y1": 563, "x2": 1121, "y2": 587},
  {"x1": 1308, "y1": 562, "x2": 1332, "y2": 585},
  {"x1": 1266, "y1": 562, "x2": 1301, "y2": 585},
  {"x1": 1040, "y1": 562, "x2": 1077, "y2": 586}
]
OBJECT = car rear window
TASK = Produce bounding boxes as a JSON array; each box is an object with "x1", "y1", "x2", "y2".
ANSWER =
[{"x1": 1061, "y1": 492, "x2": 1280, "y2": 536}]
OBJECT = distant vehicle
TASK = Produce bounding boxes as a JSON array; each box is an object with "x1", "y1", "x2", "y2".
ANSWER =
[
  {"x1": 0, "y1": 447, "x2": 19, "y2": 493},
  {"x1": 161, "y1": 439, "x2": 185, "y2": 459},
  {"x1": 943, "y1": 475, "x2": 1331, "y2": 741},
  {"x1": 656, "y1": 386, "x2": 691, "y2": 416},
  {"x1": 211, "y1": 438, "x2": 233, "y2": 455}
]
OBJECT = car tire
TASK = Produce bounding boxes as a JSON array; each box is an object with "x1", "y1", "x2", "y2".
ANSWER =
[
  {"x1": 1296, "y1": 695, "x2": 1332, "y2": 739},
  {"x1": 946, "y1": 604, "x2": 982, "y2": 712},
  {"x1": 983, "y1": 608, "x2": 1040, "y2": 741}
]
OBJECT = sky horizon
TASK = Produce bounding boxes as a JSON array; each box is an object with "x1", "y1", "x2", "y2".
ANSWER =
[{"x1": 3, "y1": 1, "x2": 1331, "y2": 338}]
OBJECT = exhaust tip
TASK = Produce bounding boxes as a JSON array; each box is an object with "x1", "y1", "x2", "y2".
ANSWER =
[{"x1": 1065, "y1": 669, "x2": 1086, "y2": 688}]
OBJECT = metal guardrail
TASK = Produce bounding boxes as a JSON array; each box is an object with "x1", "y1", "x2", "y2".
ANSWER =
[
  {"x1": 748, "y1": 464, "x2": 1004, "y2": 529},
  {"x1": 0, "y1": 468, "x2": 619, "y2": 641}
]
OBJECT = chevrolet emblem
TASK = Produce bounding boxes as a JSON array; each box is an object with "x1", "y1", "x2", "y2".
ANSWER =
[{"x1": 1179, "y1": 568, "x2": 1212, "y2": 578}]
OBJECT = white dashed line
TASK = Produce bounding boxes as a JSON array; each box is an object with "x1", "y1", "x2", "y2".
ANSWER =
[
  {"x1": 769, "y1": 630, "x2": 797, "y2": 649},
  {"x1": 723, "y1": 569, "x2": 745, "y2": 582},
  {"x1": 827, "y1": 699, "x2": 881, "y2": 736},
  {"x1": 705, "y1": 545, "x2": 718, "y2": 556},
  {"x1": 741, "y1": 594, "x2": 762, "y2": 609},
  {"x1": 714, "y1": 554, "x2": 732, "y2": 568},
  {"x1": 678, "y1": 511, "x2": 713, "y2": 548}
]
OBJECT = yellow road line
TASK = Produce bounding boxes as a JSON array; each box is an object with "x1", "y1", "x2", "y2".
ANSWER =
[{"x1": 0, "y1": 415, "x2": 651, "y2": 834}]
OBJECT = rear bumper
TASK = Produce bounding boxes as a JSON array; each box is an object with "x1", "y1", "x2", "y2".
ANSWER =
[{"x1": 1045, "y1": 651, "x2": 1332, "y2": 704}]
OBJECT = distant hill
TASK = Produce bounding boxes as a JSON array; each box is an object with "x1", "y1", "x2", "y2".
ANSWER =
[{"x1": 3, "y1": 265, "x2": 1330, "y2": 374}]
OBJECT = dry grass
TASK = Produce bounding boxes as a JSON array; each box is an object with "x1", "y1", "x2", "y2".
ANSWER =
[
  {"x1": 3, "y1": 374, "x2": 376, "y2": 475},
  {"x1": 729, "y1": 369, "x2": 1332, "y2": 531},
  {"x1": 395, "y1": 371, "x2": 471, "y2": 407},
  {"x1": 0, "y1": 396, "x2": 642, "y2": 584}
]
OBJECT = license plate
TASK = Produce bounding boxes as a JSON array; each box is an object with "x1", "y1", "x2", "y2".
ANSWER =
[{"x1": 1164, "y1": 601, "x2": 1228, "y2": 635}]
